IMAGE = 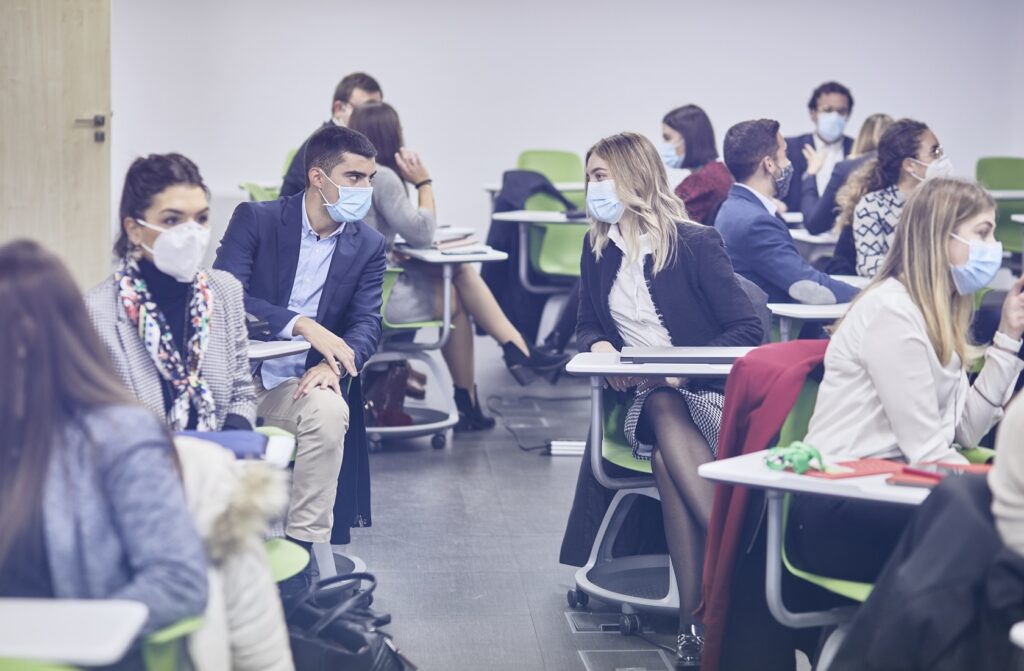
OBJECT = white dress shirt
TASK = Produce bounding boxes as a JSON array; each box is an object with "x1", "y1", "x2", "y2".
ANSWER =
[
  {"x1": 607, "y1": 227, "x2": 673, "y2": 349},
  {"x1": 814, "y1": 133, "x2": 846, "y2": 195},
  {"x1": 805, "y1": 278, "x2": 1023, "y2": 464},
  {"x1": 260, "y1": 203, "x2": 345, "y2": 390}
]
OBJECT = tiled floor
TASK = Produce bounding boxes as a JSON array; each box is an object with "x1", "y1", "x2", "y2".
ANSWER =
[{"x1": 344, "y1": 337, "x2": 678, "y2": 671}]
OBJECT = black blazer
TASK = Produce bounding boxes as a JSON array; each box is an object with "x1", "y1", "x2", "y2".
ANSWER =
[
  {"x1": 577, "y1": 223, "x2": 764, "y2": 363},
  {"x1": 801, "y1": 153, "x2": 873, "y2": 235},
  {"x1": 783, "y1": 132, "x2": 854, "y2": 213}
]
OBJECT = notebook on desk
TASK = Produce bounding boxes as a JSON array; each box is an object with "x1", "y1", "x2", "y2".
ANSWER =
[{"x1": 620, "y1": 346, "x2": 756, "y2": 364}]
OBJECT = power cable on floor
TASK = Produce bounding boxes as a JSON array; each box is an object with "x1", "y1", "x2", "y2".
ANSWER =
[{"x1": 485, "y1": 393, "x2": 589, "y2": 454}]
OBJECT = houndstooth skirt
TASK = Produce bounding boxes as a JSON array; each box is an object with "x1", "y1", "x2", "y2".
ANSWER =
[{"x1": 624, "y1": 385, "x2": 724, "y2": 461}]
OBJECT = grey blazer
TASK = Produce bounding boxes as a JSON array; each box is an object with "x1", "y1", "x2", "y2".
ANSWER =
[
  {"x1": 84, "y1": 268, "x2": 257, "y2": 430},
  {"x1": 45, "y1": 404, "x2": 208, "y2": 634}
]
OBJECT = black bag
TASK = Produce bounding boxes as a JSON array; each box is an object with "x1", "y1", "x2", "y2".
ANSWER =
[{"x1": 286, "y1": 573, "x2": 416, "y2": 671}]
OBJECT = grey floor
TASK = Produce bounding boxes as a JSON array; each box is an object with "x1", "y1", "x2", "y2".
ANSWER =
[{"x1": 343, "y1": 337, "x2": 680, "y2": 671}]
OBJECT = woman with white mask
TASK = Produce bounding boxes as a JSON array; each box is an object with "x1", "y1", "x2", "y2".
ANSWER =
[
  {"x1": 86, "y1": 153, "x2": 256, "y2": 432},
  {"x1": 835, "y1": 119, "x2": 954, "y2": 278}
]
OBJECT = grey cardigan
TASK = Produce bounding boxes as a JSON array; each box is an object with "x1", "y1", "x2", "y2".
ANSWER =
[
  {"x1": 84, "y1": 268, "x2": 257, "y2": 430},
  {"x1": 44, "y1": 404, "x2": 208, "y2": 634},
  {"x1": 362, "y1": 165, "x2": 436, "y2": 250}
]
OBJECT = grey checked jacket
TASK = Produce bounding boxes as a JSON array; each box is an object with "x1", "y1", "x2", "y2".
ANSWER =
[{"x1": 84, "y1": 268, "x2": 257, "y2": 430}]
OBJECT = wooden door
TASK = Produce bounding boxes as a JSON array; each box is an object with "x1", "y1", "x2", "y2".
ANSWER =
[{"x1": 1, "y1": 0, "x2": 112, "y2": 288}]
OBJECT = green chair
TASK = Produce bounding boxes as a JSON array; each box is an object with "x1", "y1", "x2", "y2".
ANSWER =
[
  {"x1": 282, "y1": 148, "x2": 298, "y2": 179},
  {"x1": 364, "y1": 267, "x2": 458, "y2": 450},
  {"x1": 0, "y1": 662, "x2": 77, "y2": 670},
  {"x1": 976, "y1": 157, "x2": 1024, "y2": 256},
  {"x1": 568, "y1": 385, "x2": 679, "y2": 634},
  {"x1": 238, "y1": 182, "x2": 280, "y2": 202},
  {"x1": 515, "y1": 150, "x2": 588, "y2": 293},
  {"x1": 141, "y1": 616, "x2": 204, "y2": 671},
  {"x1": 264, "y1": 537, "x2": 310, "y2": 582}
]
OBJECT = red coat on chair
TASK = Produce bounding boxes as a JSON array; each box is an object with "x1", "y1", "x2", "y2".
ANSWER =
[{"x1": 697, "y1": 340, "x2": 828, "y2": 671}]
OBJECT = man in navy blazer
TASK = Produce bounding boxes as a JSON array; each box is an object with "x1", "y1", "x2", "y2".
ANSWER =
[
  {"x1": 715, "y1": 119, "x2": 857, "y2": 305},
  {"x1": 215, "y1": 125, "x2": 386, "y2": 572},
  {"x1": 783, "y1": 81, "x2": 855, "y2": 215}
]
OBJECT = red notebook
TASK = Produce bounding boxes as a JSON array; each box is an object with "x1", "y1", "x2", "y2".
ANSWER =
[
  {"x1": 804, "y1": 458, "x2": 904, "y2": 479},
  {"x1": 887, "y1": 462, "x2": 991, "y2": 488}
]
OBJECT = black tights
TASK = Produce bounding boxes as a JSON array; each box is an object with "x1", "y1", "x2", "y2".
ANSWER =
[{"x1": 644, "y1": 389, "x2": 716, "y2": 628}]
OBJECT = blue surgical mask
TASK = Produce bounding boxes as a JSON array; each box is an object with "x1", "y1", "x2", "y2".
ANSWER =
[
  {"x1": 586, "y1": 179, "x2": 625, "y2": 224},
  {"x1": 658, "y1": 142, "x2": 685, "y2": 170},
  {"x1": 318, "y1": 171, "x2": 373, "y2": 223},
  {"x1": 816, "y1": 112, "x2": 847, "y2": 144},
  {"x1": 949, "y1": 233, "x2": 1003, "y2": 295}
]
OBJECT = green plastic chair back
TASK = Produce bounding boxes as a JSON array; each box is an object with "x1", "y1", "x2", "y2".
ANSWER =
[
  {"x1": 379, "y1": 267, "x2": 444, "y2": 331},
  {"x1": 239, "y1": 182, "x2": 280, "y2": 202},
  {"x1": 776, "y1": 379, "x2": 874, "y2": 603},
  {"x1": 142, "y1": 616, "x2": 204, "y2": 671},
  {"x1": 282, "y1": 148, "x2": 299, "y2": 179},
  {"x1": 0, "y1": 662, "x2": 77, "y2": 670},
  {"x1": 600, "y1": 387, "x2": 652, "y2": 475},
  {"x1": 515, "y1": 150, "x2": 587, "y2": 279},
  {"x1": 265, "y1": 538, "x2": 310, "y2": 582},
  {"x1": 976, "y1": 157, "x2": 1024, "y2": 254}
]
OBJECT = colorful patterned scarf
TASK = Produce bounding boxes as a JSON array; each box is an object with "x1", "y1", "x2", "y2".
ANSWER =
[{"x1": 116, "y1": 258, "x2": 217, "y2": 430}]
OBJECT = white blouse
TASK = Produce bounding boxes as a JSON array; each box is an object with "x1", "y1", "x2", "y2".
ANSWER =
[
  {"x1": 607, "y1": 227, "x2": 673, "y2": 349},
  {"x1": 804, "y1": 278, "x2": 1023, "y2": 464}
]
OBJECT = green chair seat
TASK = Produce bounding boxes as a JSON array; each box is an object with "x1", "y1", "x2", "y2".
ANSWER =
[
  {"x1": 265, "y1": 538, "x2": 310, "y2": 582},
  {"x1": 142, "y1": 616, "x2": 204, "y2": 671},
  {"x1": 239, "y1": 182, "x2": 280, "y2": 202},
  {"x1": 517, "y1": 150, "x2": 588, "y2": 283},
  {"x1": 977, "y1": 157, "x2": 1024, "y2": 255},
  {"x1": 0, "y1": 661, "x2": 77, "y2": 670},
  {"x1": 380, "y1": 267, "x2": 444, "y2": 331},
  {"x1": 600, "y1": 389, "x2": 652, "y2": 475}
]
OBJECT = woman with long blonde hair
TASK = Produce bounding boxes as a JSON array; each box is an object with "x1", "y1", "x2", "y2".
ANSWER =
[
  {"x1": 802, "y1": 113, "x2": 894, "y2": 236},
  {"x1": 788, "y1": 178, "x2": 1024, "y2": 584},
  {"x1": 575, "y1": 131, "x2": 764, "y2": 666}
]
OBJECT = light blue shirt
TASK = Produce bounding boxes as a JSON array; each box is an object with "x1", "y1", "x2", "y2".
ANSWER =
[{"x1": 260, "y1": 201, "x2": 345, "y2": 390}]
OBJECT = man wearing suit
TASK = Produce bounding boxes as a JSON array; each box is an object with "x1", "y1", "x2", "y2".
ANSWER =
[
  {"x1": 216, "y1": 125, "x2": 386, "y2": 571},
  {"x1": 783, "y1": 81, "x2": 855, "y2": 215},
  {"x1": 280, "y1": 72, "x2": 383, "y2": 198},
  {"x1": 715, "y1": 118, "x2": 857, "y2": 305}
]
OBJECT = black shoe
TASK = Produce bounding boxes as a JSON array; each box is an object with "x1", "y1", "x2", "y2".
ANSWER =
[
  {"x1": 453, "y1": 386, "x2": 496, "y2": 432},
  {"x1": 676, "y1": 624, "x2": 704, "y2": 667},
  {"x1": 502, "y1": 342, "x2": 571, "y2": 386}
]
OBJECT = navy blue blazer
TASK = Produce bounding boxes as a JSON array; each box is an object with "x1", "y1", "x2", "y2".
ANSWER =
[
  {"x1": 800, "y1": 153, "x2": 873, "y2": 234},
  {"x1": 714, "y1": 184, "x2": 857, "y2": 305},
  {"x1": 783, "y1": 132, "x2": 854, "y2": 213},
  {"x1": 214, "y1": 192, "x2": 387, "y2": 373}
]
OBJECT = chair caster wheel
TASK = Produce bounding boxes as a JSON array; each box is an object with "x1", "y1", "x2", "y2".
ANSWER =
[
  {"x1": 619, "y1": 613, "x2": 641, "y2": 636},
  {"x1": 431, "y1": 433, "x2": 446, "y2": 449},
  {"x1": 368, "y1": 438, "x2": 382, "y2": 453},
  {"x1": 567, "y1": 589, "x2": 589, "y2": 609}
]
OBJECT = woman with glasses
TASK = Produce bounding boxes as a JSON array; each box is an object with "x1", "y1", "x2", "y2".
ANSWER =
[{"x1": 834, "y1": 119, "x2": 953, "y2": 277}]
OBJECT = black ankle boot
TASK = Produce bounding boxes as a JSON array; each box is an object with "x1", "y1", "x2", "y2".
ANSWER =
[
  {"x1": 453, "y1": 386, "x2": 496, "y2": 432},
  {"x1": 502, "y1": 342, "x2": 572, "y2": 386}
]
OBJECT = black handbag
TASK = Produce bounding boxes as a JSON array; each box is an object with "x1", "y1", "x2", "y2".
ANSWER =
[{"x1": 286, "y1": 573, "x2": 416, "y2": 671}]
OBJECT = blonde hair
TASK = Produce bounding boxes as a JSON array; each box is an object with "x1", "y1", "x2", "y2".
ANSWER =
[
  {"x1": 584, "y1": 132, "x2": 697, "y2": 274},
  {"x1": 837, "y1": 178, "x2": 995, "y2": 366},
  {"x1": 850, "y1": 113, "x2": 894, "y2": 158}
]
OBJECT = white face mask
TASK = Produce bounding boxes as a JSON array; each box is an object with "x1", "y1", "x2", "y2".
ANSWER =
[
  {"x1": 137, "y1": 219, "x2": 210, "y2": 282},
  {"x1": 909, "y1": 155, "x2": 955, "y2": 182}
]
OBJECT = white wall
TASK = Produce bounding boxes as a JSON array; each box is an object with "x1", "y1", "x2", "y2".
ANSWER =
[{"x1": 112, "y1": 0, "x2": 1024, "y2": 247}]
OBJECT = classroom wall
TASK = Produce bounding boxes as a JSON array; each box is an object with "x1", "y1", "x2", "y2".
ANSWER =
[{"x1": 111, "y1": 0, "x2": 1024, "y2": 248}]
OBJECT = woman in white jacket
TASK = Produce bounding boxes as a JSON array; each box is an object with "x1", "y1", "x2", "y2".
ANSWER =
[{"x1": 175, "y1": 436, "x2": 295, "y2": 671}]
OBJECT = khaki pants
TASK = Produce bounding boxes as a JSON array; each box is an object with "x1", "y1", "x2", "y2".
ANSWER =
[{"x1": 255, "y1": 376, "x2": 349, "y2": 543}]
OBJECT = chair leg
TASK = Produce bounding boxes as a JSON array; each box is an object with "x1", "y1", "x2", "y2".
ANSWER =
[{"x1": 815, "y1": 621, "x2": 850, "y2": 671}]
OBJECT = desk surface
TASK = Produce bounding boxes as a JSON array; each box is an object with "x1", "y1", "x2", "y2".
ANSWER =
[
  {"x1": 782, "y1": 212, "x2": 804, "y2": 225},
  {"x1": 989, "y1": 190, "x2": 1024, "y2": 200},
  {"x1": 0, "y1": 598, "x2": 148, "y2": 666},
  {"x1": 490, "y1": 210, "x2": 589, "y2": 224},
  {"x1": 248, "y1": 340, "x2": 311, "y2": 361},
  {"x1": 566, "y1": 351, "x2": 733, "y2": 377},
  {"x1": 698, "y1": 450, "x2": 928, "y2": 506},
  {"x1": 790, "y1": 227, "x2": 837, "y2": 245},
  {"x1": 768, "y1": 302, "x2": 851, "y2": 320},
  {"x1": 1012, "y1": 214, "x2": 1024, "y2": 224},
  {"x1": 397, "y1": 246, "x2": 508, "y2": 263},
  {"x1": 830, "y1": 274, "x2": 871, "y2": 289},
  {"x1": 620, "y1": 346, "x2": 755, "y2": 364},
  {"x1": 484, "y1": 181, "x2": 585, "y2": 194}
]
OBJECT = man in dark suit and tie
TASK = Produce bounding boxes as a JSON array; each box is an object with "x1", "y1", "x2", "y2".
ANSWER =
[
  {"x1": 783, "y1": 81, "x2": 855, "y2": 215},
  {"x1": 215, "y1": 125, "x2": 386, "y2": 585},
  {"x1": 714, "y1": 118, "x2": 857, "y2": 305}
]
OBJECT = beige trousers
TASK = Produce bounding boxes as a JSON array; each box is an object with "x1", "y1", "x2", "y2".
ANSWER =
[{"x1": 255, "y1": 376, "x2": 349, "y2": 543}]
